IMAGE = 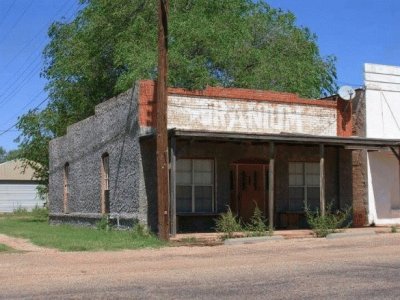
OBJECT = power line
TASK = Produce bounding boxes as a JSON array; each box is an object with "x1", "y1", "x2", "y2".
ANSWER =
[
  {"x1": 0, "y1": 97, "x2": 50, "y2": 137},
  {"x1": 0, "y1": 0, "x2": 34, "y2": 42},
  {"x1": 0, "y1": 0, "x2": 17, "y2": 28},
  {"x1": 0, "y1": 2, "x2": 80, "y2": 110},
  {"x1": 0, "y1": 89, "x2": 46, "y2": 128},
  {"x1": 1, "y1": 0, "x2": 76, "y2": 69},
  {"x1": 0, "y1": 60, "x2": 42, "y2": 108}
]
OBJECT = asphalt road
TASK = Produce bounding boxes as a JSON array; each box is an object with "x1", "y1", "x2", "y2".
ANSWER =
[{"x1": 1, "y1": 233, "x2": 400, "y2": 299}]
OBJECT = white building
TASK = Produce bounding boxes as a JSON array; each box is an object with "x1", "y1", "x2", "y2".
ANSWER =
[
  {"x1": 0, "y1": 160, "x2": 44, "y2": 212},
  {"x1": 364, "y1": 63, "x2": 400, "y2": 225}
]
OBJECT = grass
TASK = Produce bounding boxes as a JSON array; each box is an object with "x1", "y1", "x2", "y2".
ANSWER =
[
  {"x1": 0, "y1": 243, "x2": 15, "y2": 253},
  {"x1": 0, "y1": 211, "x2": 165, "y2": 252}
]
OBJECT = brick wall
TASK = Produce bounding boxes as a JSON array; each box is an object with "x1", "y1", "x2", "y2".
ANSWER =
[
  {"x1": 351, "y1": 90, "x2": 368, "y2": 226},
  {"x1": 168, "y1": 95, "x2": 337, "y2": 136},
  {"x1": 138, "y1": 80, "x2": 351, "y2": 137}
]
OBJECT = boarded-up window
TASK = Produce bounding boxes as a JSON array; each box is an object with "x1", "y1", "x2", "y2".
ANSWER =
[
  {"x1": 63, "y1": 163, "x2": 69, "y2": 213},
  {"x1": 176, "y1": 159, "x2": 214, "y2": 213},
  {"x1": 101, "y1": 153, "x2": 110, "y2": 214},
  {"x1": 288, "y1": 162, "x2": 320, "y2": 211}
]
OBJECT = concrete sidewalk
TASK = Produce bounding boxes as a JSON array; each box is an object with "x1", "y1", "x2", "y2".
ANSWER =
[{"x1": 171, "y1": 226, "x2": 392, "y2": 244}]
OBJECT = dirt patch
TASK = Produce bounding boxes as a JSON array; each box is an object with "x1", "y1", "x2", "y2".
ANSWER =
[{"x1": 0, "y1": 234, "x2": 58, "y2": 253}]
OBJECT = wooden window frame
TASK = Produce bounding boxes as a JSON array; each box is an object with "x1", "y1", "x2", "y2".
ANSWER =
[
  {"x1": 176, "y1": 158, "x2": 216, "y2": 213},
  {"x1": 63, "y1": 162, "x2": 69, "y2": 214},
  {"x1": 101, "y1": 153, "x2": 110, "y2": 214}
]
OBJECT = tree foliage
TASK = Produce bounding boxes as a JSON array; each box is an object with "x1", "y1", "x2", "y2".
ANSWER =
[
  {"x1": 0, "y1": 147, "x2": 6, "y2": 163},
  {"x1": 0, "y1": 147, "x2": 21, "y2": 163},
  {"x1": 16, "y1": 0, "x2": 337, "y2": 187}
]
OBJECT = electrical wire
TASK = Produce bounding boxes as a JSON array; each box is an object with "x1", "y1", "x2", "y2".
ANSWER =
[
  {"x1": 0, "y1": 90, "x2": 46, "y2": 128},
  {"x1": 0, "y1": 0, "x2": 34, "y2": 42},
  {"x1": 1, "y1": 0, "x2": 75, "y2": 70},
  {"x1": 0, "y1": 96, "x2": 49, "y2": 137},
  {"x1": 0, "y1": 0, "x2": 17, "y2": 28}
]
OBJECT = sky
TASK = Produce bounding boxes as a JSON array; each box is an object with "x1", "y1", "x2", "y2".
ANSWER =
[{"x1": 0, "y1": 0, "x2": 399, "y2": 151}]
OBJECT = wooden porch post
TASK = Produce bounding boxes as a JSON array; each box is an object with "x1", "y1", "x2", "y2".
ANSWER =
[
  {"x1": 269, "y1": 142, "x2": 275, "y2": 229},
  {"x1": 170, "y1": 136, "x2": 177, "y2": 236},
  {"x1": 320, "y1": 144, "x2": 326, "y2": 216}
]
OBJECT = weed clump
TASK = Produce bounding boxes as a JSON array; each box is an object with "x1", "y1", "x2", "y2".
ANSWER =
[
  {"x1": 215, "y1": 207, "x2": 242, "y2": 239},
  {"x1": 245, "y1": 204, "x2": 272, "y2": 236},
  {"x1": 305, "y1": 204, "x2": 352, "y2": 237},
  {"x1": 31, "y1": 205, "x2": 48, "y2": 222},
  {"x1": 96, "y1": 215, "x2": 111, "y2": 231},
  {"x1": 131, "y1": 222, "x2": 151, "y2": 238}
]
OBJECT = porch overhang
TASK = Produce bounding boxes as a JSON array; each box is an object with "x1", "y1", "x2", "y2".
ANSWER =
[
  {"x1": 140, "y1": 129, "x2": 400, "y2": 235},
  {"x1": 166, "y1": 129, "x2": 400, "y2": 149}
]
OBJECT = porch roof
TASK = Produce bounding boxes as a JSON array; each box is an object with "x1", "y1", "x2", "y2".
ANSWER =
[{"x1": 167, "y1": 129, "x2": 400, "y2": 149}]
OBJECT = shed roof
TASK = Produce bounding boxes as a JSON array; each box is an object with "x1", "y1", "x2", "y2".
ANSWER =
[{"x1": 0, "y1": 160, "x2": 38, "y2": 181}]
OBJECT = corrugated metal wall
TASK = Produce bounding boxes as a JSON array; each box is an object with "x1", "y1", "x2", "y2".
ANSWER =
[{"x1": 0, "y1": 184, "x2": 44, "y2": 212}]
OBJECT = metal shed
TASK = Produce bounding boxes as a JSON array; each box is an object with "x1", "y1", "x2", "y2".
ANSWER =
[{"x1": 0, "y1": 160, "x2": 44, "y2": 212}]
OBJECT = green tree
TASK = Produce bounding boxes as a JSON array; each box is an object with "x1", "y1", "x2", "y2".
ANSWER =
[
  {"x1": 4, "y1": 149, "x2": 22, "y2": 161},
  {"x1": 16, "y1": 0, "x2": 337, "y2": 188},
  {"x1": 0, "y1": 147, "x2": 6, "y2": 163}
]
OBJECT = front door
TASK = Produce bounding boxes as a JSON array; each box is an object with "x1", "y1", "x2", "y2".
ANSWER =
[{"x1": 233, "y1": 164, "x2": 267, "y2": 222}]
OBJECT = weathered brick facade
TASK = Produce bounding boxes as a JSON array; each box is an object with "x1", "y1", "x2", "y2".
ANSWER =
[
  {"x1": 351, "y1": 90, "x2": 369, "y2": 226},
  {"x1": 138, "y1": 80, "x2": 351, "y2": 137}
]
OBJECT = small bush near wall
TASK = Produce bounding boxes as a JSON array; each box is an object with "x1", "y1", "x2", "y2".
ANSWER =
[
  {"x1": 245, "y1": 204, "x2": 272, "y2": 237},
  {"x1": 215, "y1": 206, "x2": 274, "y2": 239},
  {"x1": 31, "y1": 206, "x2": 48, "y2": 222},
  {"x1": 305, "y1": 204, "x2": 352, "y2": 237},
  {"x1": 215, "y1": 207, "x2": 243, "y2": 239}
]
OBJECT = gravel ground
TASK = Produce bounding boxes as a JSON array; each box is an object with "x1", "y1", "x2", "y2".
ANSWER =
[{"x1": 1, "y1": 233, "x2": 400, "y2": 299}]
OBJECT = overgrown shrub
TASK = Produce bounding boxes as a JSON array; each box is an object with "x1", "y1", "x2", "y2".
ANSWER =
[
  {"x1": 245, "y1": 204, "x2": 270, "y2": 236},
  {"x1": 131, "y1": 222, "x2": 151, "y2": 238},
  {"x1": 391, "y1": 224, "x2": 398, "y2": 233},
  {"x1": 215, "y1": 207, "x2": 242, "y2": 239},
  {"x1": 12, "y1": 206, "x2": 28, "y2": 216},
  {"x1": 31, "y1": 205, "x2": 48, "y2": 222},
  {"x1": 96, "y1": 215, "x2": 111, "y2": 231},
  {"x1": 305, "y1": 204, "x2": 352, "y2": 237}
]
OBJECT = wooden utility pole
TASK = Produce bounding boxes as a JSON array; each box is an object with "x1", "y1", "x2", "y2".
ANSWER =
[{"x1": 156, "y1": 0, "x2": 170, "y2": 241}]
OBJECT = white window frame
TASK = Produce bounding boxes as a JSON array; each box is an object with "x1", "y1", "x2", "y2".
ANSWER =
[
  {"x1": 176, "y1": 158, "x2": 216, "y2": 213},
  {"x1": 288, "y1": 162, "x2": 320, "y2": 211}
]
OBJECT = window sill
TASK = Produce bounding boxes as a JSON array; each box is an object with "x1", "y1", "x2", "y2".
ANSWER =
[{"x1": 176, "y1": 212, "x2": 220, "y2": 217}]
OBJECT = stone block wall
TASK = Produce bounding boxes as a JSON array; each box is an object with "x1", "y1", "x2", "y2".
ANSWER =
[{"x1": 49, "y1": 84, "x2": 153, "y2": 227}]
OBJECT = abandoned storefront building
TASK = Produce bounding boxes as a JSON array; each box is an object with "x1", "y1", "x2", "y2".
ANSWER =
[{"x1": 48, "y1": 80, "x2": 400, "y2": 233}]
